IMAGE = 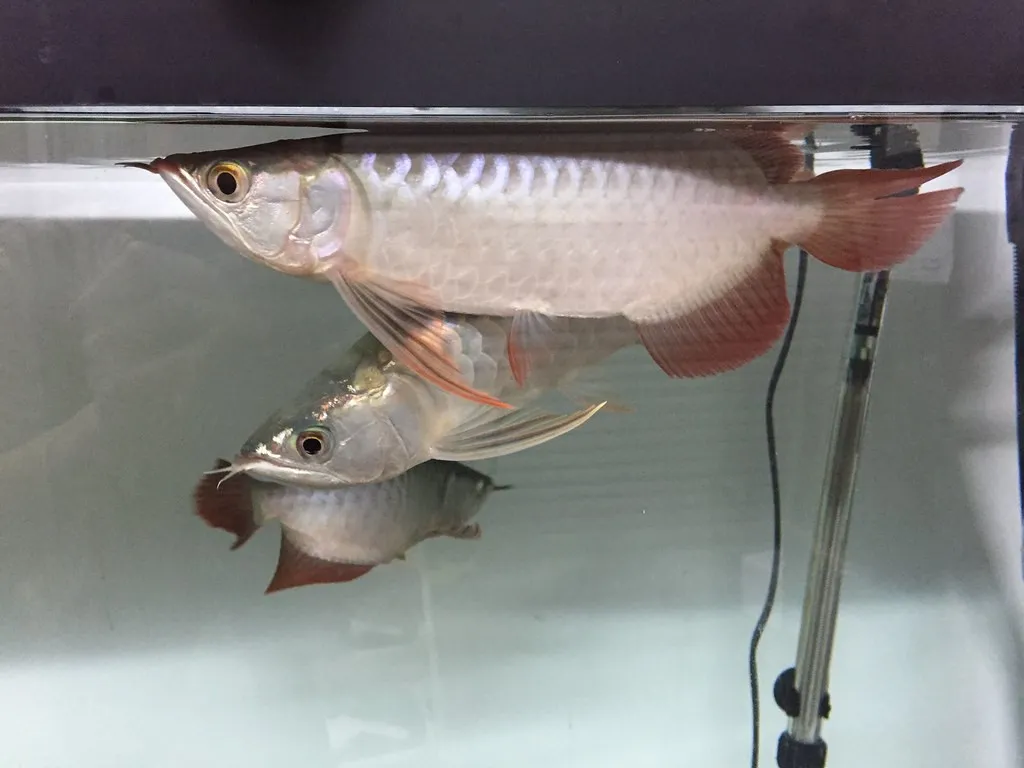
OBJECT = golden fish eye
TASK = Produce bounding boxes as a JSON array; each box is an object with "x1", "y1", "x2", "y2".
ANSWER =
[
  {"x1": 205, "y1": 162, "x2": 250, "y2": 202},
  {"x1": 296, "y1": 428, "x2": 332, "y2": 461}
]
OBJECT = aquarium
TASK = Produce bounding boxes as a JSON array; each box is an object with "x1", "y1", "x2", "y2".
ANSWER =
[{"x1": 0, "y1": 115, "x2": 1020, "y2": 768}]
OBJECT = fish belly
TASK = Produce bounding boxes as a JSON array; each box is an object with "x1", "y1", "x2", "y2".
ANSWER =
[{"x1": 257, "y1": 483, "x2": 417, "y2": 564}]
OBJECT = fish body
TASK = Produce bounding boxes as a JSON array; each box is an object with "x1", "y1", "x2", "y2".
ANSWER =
[
  {"x1": 128, "y1": 126, "x2": 964, "y2": 404},
  {"x1": 224, "y1": 312, "x2": 632, "y2": 487},
  {"x1": 193, "y1": 457, "x2": 505, "y2": 592}
]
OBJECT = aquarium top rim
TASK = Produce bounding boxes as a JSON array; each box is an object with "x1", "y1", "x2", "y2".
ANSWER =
[{"x1": 1, "y1": 105, "x2": 1022, "y2": 124}]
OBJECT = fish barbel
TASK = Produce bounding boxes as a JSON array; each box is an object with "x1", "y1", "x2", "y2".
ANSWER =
[
  {"x1": 124, "y1": 126, "x2": 964, "y2": 406},
  {"x1": 216, "y1": 312, "x2": 631, "y2": 487},
  {"x1": 193, "y1": 457, "x2": 508, "y2": 592}
]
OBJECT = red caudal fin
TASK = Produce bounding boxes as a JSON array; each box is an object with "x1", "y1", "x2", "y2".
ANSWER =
[{"x1": 800, "y1": 160, "x2": 964, "y2": 272}]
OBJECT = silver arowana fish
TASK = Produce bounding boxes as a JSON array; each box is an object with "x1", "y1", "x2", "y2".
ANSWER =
[
  {"x1": 124, "y1": 125, "x2": 964, "y2": 407},
  {"x1": 217, "y1": 313, "x2": 633, "y2": 487},
  {"x1": 193, "y1": 457, "x2": 507, "y2": 592}
]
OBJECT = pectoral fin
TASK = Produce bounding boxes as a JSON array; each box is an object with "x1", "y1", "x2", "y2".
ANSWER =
[
  {"x1": 325, "y1": 264, "x2": 513, "y2": 409},
  {"x1": 265, "y1": 533, "x2": 375, "y2": 594},
  {"x1": 433, "y1": 402, "x2": 606, "y2": 462},
  {"x1": 633, "y1": 244, "x2": 791, "y2": 378}
]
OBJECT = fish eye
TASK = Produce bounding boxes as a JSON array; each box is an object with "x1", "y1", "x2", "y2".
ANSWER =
[
  {"x1": 296, "y1": 428, "x2": 332, "y2": 461},
  {"x1": 205, "y1": 162, "x2": 250, "y2": 203}
]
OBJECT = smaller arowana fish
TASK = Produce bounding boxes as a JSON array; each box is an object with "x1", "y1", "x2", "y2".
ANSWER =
[
  {"x1": 123, "y1": 125, "x2": 964, "y2": 408},
  {"x1": 214, "y1": 313, "x2": 631, "y2": 488},
  {"x1": 194, "y1": 457, "x2": 508, "y2": 593}
]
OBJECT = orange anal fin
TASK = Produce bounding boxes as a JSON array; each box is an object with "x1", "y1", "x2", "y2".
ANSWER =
[
  {"x1": 802, "y1": 160, "x2": 964, "y2": 272},
  {"x1": 265, "y1": 534, "x2": 375, "y2": 594},
  {"x1": 192, "y1": 458, "x2": 258, "y2": 550},
  {"x1": 634, "y1": 246, "x2": 791, "y2": 378},
  {"x1": 325, "y1": 265, "x2": 513, "y2": 409}
]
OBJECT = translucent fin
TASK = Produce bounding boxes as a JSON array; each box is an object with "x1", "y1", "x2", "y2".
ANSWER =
[
  {"x1": 507, "y1": 311, "x2": 637, "y2": 399},
  {"x1": 424, "y1": 522, "x2": 482, "y2": 542},
  {"x1": 265, "y1": 534, "x2": 375, "y2": 594},
  {"x1": 508, "y1": 310, "x2": 554, "y2": 386},
  {"x1": 192, "y1": 458, "x2": 259, "y2": 550},
  {"x1": 324, "y1": 265, "x2": 513, "y2": 409},
  {"x1": 557, "y1": 370, "x2": 634, "y2": 414},
  {"x1": 718, "y1": 128, "x2": 807, "y2": 185},
  {"x1": 634, "y1": 244, "x2": 791, "y2": 378},
  {"x1": 800, "y1": 160, "x2": 964, "y2": 271},
  {"x1": 434, "y1": 402, "x2": 607, "y2": 461},
  {"x1": 447, "y1": 523, "x2": 483, "y2": 540}
]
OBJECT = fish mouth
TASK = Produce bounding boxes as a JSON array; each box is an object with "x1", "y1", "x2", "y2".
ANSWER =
[
  {"x1": 117, "y1": 158, "x2": 177, "y2": 175},
  {"x1": 211, "y1": 454, "x2": 345, "y2": 488},
  {"x1": 118, "y1": 157, "x2": 259, "y2": 256}
]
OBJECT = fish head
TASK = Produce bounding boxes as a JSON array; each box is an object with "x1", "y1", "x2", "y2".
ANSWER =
[
  {"x1": 229, "y1": 336, "x2": 434, "y2": 486},
  {"x1": 235, "y1": 410, "x2": 396, "y2": 488},
  {"x1": 121, "y1": 139, "x2": 363, "y2": 278}
]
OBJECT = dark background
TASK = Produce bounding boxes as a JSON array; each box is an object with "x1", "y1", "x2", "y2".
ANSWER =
[{"x1": 0, "y1": 0, "x2": 1022, "y2": 110}]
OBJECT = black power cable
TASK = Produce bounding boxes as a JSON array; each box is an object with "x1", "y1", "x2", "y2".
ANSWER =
[
  {"x1": 748, "y1": 131, "x2": 816, "y2": 768},
  {"x1": 748, "y1": 247, "x2": 809, "y2": 768}
]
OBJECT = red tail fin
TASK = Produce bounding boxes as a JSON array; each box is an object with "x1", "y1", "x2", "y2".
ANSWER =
[{"x1": 800, "y1": 160, "x2": 964, "y2": 272}]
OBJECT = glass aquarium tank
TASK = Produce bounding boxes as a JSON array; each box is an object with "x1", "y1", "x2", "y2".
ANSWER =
[
  {"x1": 1, "y1": 3, "x2": 1023, "y2": 768},
  {"x1": 0, "y1": 114, "x2": 1018, "y2": 768}
]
